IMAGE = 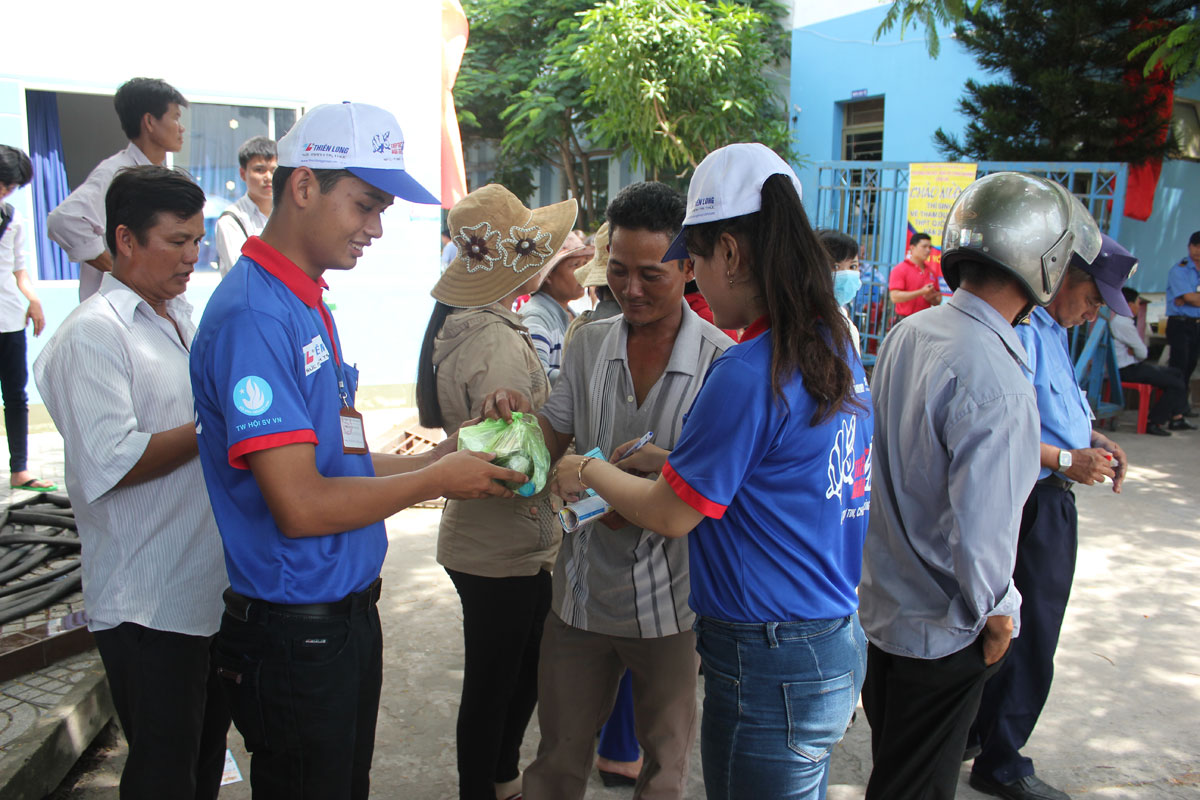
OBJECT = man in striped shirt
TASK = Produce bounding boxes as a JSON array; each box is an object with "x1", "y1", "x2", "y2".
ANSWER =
[
  {"x1": 484, "y1": 181, "x2": 733, "y2": 800},
  {"x1": 35, "y1": 166, "x2": 230, "y2": 800}
]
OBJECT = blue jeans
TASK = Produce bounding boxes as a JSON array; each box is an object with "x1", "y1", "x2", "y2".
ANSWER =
[{"x1": 695, "y1": 614, "x2": 866, "y2": 800}]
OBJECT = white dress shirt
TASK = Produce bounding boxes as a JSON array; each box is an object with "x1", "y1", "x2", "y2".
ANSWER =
[
  {"x1": 33, "y1": 273, "x2": 227, "y2": 635},
  {"x1": 215, "y1": 193, "x2": 269, "y2": 276},
  {"x1": 0, "y1": 208, "x2": 30, "y2": 333},
  {"x1": 47, "y1": 142, "x2": 155, "y2": 302}
]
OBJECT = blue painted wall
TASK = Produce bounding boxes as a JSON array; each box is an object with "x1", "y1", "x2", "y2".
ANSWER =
[
  {"x1": 789, "y1": 6, "x2": 989, "y2": 205},
  {"x1": 789, "y1": 7, "x2": 1200, "y2": 293}
]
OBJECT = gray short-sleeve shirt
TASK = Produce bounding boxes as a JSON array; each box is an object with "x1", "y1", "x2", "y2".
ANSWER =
[{"x1": 541, "y1": 302, "x2": 732, "y2": 637}]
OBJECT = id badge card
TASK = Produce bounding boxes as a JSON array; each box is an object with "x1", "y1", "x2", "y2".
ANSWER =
[{"x1": 340, "y1": 407, "x2": 368, "y2": 454}]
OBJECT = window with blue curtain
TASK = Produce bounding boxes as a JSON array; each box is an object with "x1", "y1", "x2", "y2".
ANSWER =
[{"x1": 24, "y1": 91, "x2": 73, "y2": 281}]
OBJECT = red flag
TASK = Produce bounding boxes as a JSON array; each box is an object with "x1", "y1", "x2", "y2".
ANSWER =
[{"x1": 1122, "y1": 19, "x2": 1174, "y2": 221}]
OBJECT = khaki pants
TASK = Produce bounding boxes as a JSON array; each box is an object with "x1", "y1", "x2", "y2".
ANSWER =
[{"x1": 523, "y1": 612, "x2": 699, "y2": 800}]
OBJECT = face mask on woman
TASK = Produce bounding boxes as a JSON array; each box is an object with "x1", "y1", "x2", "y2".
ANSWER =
[{"x1": 833, "y1": 269, "x2": 862, "y2": 306}]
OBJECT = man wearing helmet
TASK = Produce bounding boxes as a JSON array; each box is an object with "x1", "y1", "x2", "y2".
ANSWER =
[
  {"x1": 966, "y1": 236, "x2": 1135, "y2": 800},
  {"x1": 859, "y1": 173, "x2": 1103, "y2": 800}
]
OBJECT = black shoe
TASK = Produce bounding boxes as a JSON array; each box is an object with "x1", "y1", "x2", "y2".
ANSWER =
[
  {"x1": 1146, "y1": 423, "x2": 1172, "y2": 436},
  {"x1": 969, "y1": 771, "x2": 1070, "y2": 800},
  {"x1": 1184, "y1": 408, "x2": 1198, "y2": 418},
  {"x1": 1168, "y1": 418, "x2": 1198, "y2": 431},
  {"x1": 598, "y1": 770, "x2": 638, "y2": 787}
]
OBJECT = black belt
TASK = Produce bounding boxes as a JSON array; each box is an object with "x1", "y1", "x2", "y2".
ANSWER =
[
  {"x1": 1167, "y1": 317, "x2": 1200, "y2": 323},
  {"x1": 222, "y1": 578, "x2": 382, "y2": 622},
  {"x1": 1037, "y1": 475, "x2": 1073, "y2": 491}
]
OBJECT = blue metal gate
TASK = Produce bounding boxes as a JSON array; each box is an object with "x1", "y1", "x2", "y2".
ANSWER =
[{"x1": 812, "y1": 160, "x2": 1129, "y2": 362}]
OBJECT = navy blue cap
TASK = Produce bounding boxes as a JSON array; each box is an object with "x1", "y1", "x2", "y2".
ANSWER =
[{"x1": 1070, "y1": 232, "x2": 1137, "y2": 317}]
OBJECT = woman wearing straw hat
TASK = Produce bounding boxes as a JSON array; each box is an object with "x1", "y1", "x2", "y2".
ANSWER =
[
  {"x1": 562, "y1": 222, "x2": 620, "y2": 350},
  {"x1": 549, "y1": 144, "x2": 872, "y2": 799},
  {"x1": 417, "y1": 184, "x2": 577, "y2": 800}
]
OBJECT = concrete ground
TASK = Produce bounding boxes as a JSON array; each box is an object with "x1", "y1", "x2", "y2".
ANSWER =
[{"x1": 41, "y1": 412, "x2": 1200, "y2": 798}]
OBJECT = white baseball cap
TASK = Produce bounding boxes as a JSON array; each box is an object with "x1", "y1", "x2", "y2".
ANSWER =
[
  {"x1": 277, "y1": 102, "x2": 439, "y2": 204},
  {"x1": 662, "y1": 142, "x2": 803, "y2": 261}
]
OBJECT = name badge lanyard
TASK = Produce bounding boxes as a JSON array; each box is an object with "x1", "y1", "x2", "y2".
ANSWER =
[{"x1": 307, "y1": 308, "x2": 368, "y2": 454}]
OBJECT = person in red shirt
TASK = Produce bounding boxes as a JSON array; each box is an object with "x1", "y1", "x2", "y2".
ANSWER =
[{"x1": 889, "y1": 232, "x2": 942, "y2": 317}]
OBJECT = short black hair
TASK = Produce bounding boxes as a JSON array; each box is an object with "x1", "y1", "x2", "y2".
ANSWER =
[
  {"x1": 237, "y1": 136, "x2": 277, "y2": 169},
  {"x1": 909, "y1": 232, "x2": 931, "y2": 247},
  {"x1": 105, "y1": 166, "x2": 204, "y2": 255},
  {"x1": 606, "y1": 181, "x2": 686, "y2": 238},
  {"x1": 113, "y1": 78, "x2": 188, "y2": 140},
  {"x1": 1189, "y1": 230, "x2": 1200, "y2": 247},
  {"x1": 271, "y1": 166, "x2": 355, "y2": 207},
  {"x1": 1121, "y1": 286, "x2": 1140, "y2": 304},
  {"x1": 956, "y1": 259, "x2": 1019, "y2": 293},
  {"x1": 0, "y1": 146, "x2": 33, "y2": 187},
  {"x1": 817, "y1": 229, "x2": 860, "y2": 265}
]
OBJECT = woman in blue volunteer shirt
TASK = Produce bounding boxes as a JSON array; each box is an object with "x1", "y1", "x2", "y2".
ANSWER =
[{"x1": 550, "y1": 143, "x2": 872, "y2": 800}]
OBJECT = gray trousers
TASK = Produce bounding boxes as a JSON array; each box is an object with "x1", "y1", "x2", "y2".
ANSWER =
[{"x1": 523, "y1": 611, "x2": 699, "y2": 800}]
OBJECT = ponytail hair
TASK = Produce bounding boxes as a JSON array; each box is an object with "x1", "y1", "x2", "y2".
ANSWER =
[
  {"x1": 416, "y1": 301, "x2": 455, "y2": 429},
  {"x1": 685, "y1": 175, "x2": 862, "y2": 425}
]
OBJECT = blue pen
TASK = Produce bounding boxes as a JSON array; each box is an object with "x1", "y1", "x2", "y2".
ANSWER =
[{"x1": 617, "y1": 431, "x2": 655, "y2": 462}]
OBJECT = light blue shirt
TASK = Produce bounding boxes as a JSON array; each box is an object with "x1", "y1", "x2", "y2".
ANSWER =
[
  {"x1": 1165, "y1": 259, "x2": 1200, "y2": 319},
  {"x1": 1014, "y1": 306, "x2": 1094, "y2": 480},
  {"x1": 860, "y1": 290, "x2": 1041, "y2": 660}
]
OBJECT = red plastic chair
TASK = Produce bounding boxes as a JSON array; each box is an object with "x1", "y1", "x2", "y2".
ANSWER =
[{"x1": 1119, "y1": 382, "x2": 1163, "y2": 435}]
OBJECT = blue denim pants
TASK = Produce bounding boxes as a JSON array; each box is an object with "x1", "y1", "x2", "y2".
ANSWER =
[{"x1": 695, "y1": 613, "x2": 866, "y2": 800}]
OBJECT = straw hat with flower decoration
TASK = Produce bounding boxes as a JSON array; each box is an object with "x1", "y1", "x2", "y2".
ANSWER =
[
  {"x1": 574, "y1": 222, "x2": 611, "y2": 288},
  {"x1": 433, "y1": 184, "x2": 578, "y2": 308}
]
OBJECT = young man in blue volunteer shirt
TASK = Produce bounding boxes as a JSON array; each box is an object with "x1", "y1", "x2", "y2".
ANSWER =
[
  {"x1": 190, "y1": 102, "x2": 529, "y2": 800},
  {"x1": 966, "y1": 235, "x2": 1134, "y2": 800},
  {"x1": 1164, "y1": 230, "x2": 1200, "y2": 416}
]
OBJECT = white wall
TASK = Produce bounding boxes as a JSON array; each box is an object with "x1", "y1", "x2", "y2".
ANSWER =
[{"x1": 3, "y1": 0, "x2": 446, "y2": 398}]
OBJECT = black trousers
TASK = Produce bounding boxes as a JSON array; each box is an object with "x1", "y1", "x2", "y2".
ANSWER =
[
  {"x1": 970, "y1": 483, "x2": 1077, "y2": 784},
  {"x1": 446, "y1": 567, "x2": 551, "y2": 800},
  {"x1": 213, "y1": 581, "x2": 384, "y2": 800},
  {"x1": 92, "y1": 623, "x2": 230, "y2": 800},
  {"x1": 0, "y1": 330, "x2": 29, "y2": 473},
  {"x1": 863, "y1": 639, "x2": 1005, "y2": 800},
  {"x1": 1165, "y1": 316, "x2": 1200, "y2": 406},
  {"x1": 1118, "y1": 362, "x2": 1188, "y2": 424}
]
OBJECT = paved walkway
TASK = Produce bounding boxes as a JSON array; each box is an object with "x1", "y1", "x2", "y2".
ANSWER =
[{"x1": 6, "y1": 409, "x2": 1200, "y2": 797}]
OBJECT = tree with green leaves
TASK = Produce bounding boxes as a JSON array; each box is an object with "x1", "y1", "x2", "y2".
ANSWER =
[
  {"x1": 455, "y1": 0, "x2": 791, "y2": 226},
  {"x1": 454, "y1": 0, "x2": 597, "y2": 214},
  {"x1": 876, "y1": 0, "x2": 1200, "y2": 82},
  {"x1": 932, "y1": 0, "x2": 1193, "y2": 163},
  {"x1": 575, "y1": 0, "x2": 792, "y2": 180}
]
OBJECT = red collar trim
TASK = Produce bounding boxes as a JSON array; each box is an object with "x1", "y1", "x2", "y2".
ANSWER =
[
  {"x1": 742, "y1": 316, "x2": 771, "y2": 341},
  {"x1": 242, "y1": 236, "x2": 328, "y2": 308}
]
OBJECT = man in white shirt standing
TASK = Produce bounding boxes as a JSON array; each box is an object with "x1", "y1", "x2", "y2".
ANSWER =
[
  {"x1": 0, "y1": 145, "x2": 53, "y2": 491},
  {"x1": 35, "y1": 166, "x2": 229, "y2": 800},
  {"x1": 215, "y1": 136, "x2": 276, "y2": 276},
  {"x1": 47, "y1": 77, "x2": 188, "y2": 301}
]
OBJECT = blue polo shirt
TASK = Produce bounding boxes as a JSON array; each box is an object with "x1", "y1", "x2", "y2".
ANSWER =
[
  {"x1": 662, "y1": 318, "x2": 872, "y2": 623},
  {"x1": 190, "y1": 236, "x2": 387, "y2": 604},
  {"x1": 1165, "y1": 259, "x2": 1200, "y2": 319},
  {"x1": 1014, "y1": 306, "x2": 1093, "y2": 481}
]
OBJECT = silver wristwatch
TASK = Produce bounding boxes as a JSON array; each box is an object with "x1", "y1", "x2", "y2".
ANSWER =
[{"x1": 1058, "y1": 449, "x2": 1073, "y2": 470}]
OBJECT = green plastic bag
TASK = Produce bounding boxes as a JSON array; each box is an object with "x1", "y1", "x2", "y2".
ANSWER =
[{"x1": 457, "y1": 412, "x2": 550, "y2": 497}]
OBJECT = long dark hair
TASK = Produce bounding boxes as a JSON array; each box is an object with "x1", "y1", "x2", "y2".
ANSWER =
[
  {"x1": 685, "y1": 174, "x2": 862, "y2": 425},
  {"x1": 416, "y1": 301, "x2": 456, "y2": 429}
]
